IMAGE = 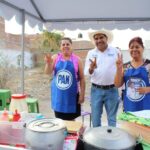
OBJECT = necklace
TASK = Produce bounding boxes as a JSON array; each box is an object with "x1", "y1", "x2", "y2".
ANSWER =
[{"x1": 131, "y1": 59, "x2": 145, "y2": 68}]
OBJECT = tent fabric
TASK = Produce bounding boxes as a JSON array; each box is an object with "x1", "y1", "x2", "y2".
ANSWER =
[
  {"x1": 45, "y1": 21, "x2": 150, "y2": 31},
  {"x1": 2, "y1": 0, "x2": 150, "y2": 20},
  {"x1": 0, "y1": 0, "x2": 150, "y2": 30}
]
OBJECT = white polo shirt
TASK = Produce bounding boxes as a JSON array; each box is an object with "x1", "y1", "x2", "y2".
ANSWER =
[{"x1": 84, "y1": 46, "x2": 120, "y2": 85}]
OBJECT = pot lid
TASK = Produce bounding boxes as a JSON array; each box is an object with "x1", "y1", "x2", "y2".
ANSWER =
[
  {"x1": 83, "y1": 126, "x2": 136, "y2": 149},
  {"x1": 27, "y1": 118, "x2": 66, "y2": 132}
]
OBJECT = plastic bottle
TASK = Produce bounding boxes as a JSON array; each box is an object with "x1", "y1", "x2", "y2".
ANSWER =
[
  {"x1": 0, "y1": 108, "x2": 9, "y2": 121},
  {"x1": 12, "y1": 109, "x2": 21, "y2": 122},
  {"x1": 9, "y1": 94, "x2": 28, "y2": 113}
]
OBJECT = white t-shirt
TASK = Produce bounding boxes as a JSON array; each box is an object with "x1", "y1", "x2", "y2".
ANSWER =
[{"x1": 84, "y1": 46, "x2": 120, "y2": 85}]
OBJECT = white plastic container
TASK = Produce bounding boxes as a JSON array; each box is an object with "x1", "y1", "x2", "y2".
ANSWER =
[
  {"x1": 0, "y1": 121, "x2": 26, "y2": 146},
  {"x1": 9, "y1": 94, "x2": 28, "y2": 113}
]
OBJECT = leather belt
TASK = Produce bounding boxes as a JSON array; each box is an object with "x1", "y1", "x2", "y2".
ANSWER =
[{"x1": 92, "y1": 83, "x2": 114, "y2": 90}]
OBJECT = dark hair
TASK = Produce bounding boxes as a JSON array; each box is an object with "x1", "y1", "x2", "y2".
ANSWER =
[
  {"x1": 129, "y1": 37, "x2": 144, "y2": 48},
  {"x1": 60, "y1": 37, "x2": 72, "y2": 44}
]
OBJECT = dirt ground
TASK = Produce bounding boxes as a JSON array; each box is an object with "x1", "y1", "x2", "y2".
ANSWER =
[{"x1": 8, "y1": 66, "x2": 123, "y2": 126}]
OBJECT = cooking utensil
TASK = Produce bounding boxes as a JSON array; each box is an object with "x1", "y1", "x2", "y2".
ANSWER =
[
  {"x1": 82, "y1": 126, "x2": 136, "y2": 150},
  {"x1": 25, "y1": 118, "x2": 66, "y2": 150}
]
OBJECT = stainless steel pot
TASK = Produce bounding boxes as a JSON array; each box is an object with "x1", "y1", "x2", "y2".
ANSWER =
[
  {"x1": 82, "y1": 126, "x2": 136, "y2": 150},
  {"x1": 25, "y1": 118, "x2": 67, "y2": 150}
]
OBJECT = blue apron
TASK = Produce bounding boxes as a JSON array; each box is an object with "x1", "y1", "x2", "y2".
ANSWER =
[
  {"x1": 124, "y1": 66, "x2": 150, "y2": 111},
  {"x1": 51, "y1": 55, "x2": 78, "y2": 113}
]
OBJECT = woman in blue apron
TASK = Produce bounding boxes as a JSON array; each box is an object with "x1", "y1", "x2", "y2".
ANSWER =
[
  {"x1": 115, "y1": 37, "x2": 150, "y2": 111},
  {"x1": 44, "y1": 37, "x2": 85, "y2": 120}
]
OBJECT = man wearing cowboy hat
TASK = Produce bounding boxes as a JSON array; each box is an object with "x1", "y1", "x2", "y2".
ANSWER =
[{"x1": 84, "y1": 29, "x2": 120, "y2": 127}]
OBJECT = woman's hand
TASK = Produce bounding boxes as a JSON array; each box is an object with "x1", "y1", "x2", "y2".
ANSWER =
[
  {"x1": 114, "y1": 53, "x2": 124, "y2": 87},
  {"x1": 116, "y1": 53, "x2": 123, "y2": 70},
  {"x1": 44, "y1": 53, "x2": 54, "y2": 75},
  {"x1": 78, "y1": 94, "x2": 84, "y2": 104},
  {"x1": 137, "y1": 87, "x2": 150, "y2": 94},
  {"x1": 44, "y1": 53, "x2": 52, "y2": 64}
]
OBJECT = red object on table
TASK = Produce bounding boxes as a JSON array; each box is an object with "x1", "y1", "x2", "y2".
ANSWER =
[
  {"x1": 15, "y1": 144, "x2": 26, "y2": 148},
  {"x1": 0, "y1": 108, "x2": 9, "y2": 121},
  {"x1": 12, "y1": 109, "x2": 21, "y2": 121}
]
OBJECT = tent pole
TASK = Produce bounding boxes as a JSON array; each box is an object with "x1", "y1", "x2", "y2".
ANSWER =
[{"x1": 21, "y1": 9, "x2": 25, "y2": 94}]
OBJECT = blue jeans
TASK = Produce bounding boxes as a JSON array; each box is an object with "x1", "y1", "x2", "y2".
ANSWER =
[{"x1": 91, "y1": 85, "x2": 119, "y2": 127}]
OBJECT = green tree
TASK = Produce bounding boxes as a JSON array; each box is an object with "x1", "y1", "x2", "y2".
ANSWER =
[{"x1": 41, "y1": 30, "x2": 63, "y2": 52}]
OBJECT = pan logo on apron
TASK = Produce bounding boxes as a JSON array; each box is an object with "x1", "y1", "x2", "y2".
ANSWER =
[
  {"x1": 126, "y1": 78, "x2": 146, "y2": 102},
  {"x1": 56, "y1": 69, "x2": 73, "y2": 90}
]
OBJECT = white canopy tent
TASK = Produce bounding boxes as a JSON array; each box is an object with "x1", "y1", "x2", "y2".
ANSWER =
[
  {"x1": 0, "y1": 0, "x2": 150, "y2": 93},
  {"x1": 1, "y1": 0, "x2": 150, "y2": 30}
]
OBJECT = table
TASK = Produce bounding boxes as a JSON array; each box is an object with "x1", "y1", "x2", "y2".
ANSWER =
[{"x1": 119, "y1": 121, "x2": 150, "y2": 150}]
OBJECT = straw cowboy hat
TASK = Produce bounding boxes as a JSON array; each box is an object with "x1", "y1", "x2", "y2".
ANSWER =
[{"x1": 89, "y1": 29, "x2": 113, "y2": 43}]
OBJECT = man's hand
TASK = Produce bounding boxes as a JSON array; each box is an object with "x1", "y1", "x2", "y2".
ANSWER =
[{"x1": 89, "y1": 57, "x2": 97, "y2": 74}]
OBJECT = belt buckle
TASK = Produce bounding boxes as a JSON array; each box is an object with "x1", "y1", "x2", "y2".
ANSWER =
[
  {"x1": 103, "y1": 85, "x2": 108, "y2": 89},
  {"x1": 102, "y1": 85, "x2": 113, "y2": 89},
  {"x1": 92, "y1": 83, "x2": 114, "y2": 89},
  {"x1": 107, "y1": 85, "x2": 111, "y2": 89}
]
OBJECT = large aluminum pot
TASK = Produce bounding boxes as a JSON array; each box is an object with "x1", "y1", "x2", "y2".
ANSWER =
[
  {"x1": 25, "y1": 118, "x2": 67, "y2": 150},
  {"x1": 82, "y1": 126, "x2": 136, "y2": 150}
]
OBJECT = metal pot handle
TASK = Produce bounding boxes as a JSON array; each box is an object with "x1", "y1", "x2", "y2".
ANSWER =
[
  {"x1": 77, "y1": 135, "x2": 85, "y2": 150},
  {"x1": 134, "y1": 134, "x2": 144, "y2": 150},
  {"x1": 23, "y1": 123, "x2": 26, "y2": 128},
  {"x1": 107, "y1": 128, "x2": 112, "y2": 133},
  {"x1": 37, "y1": 121, "x2": 56, "y2": 128},
  {"x1": 136, "y1": 134, "x2": 143, "y2": 143}
]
